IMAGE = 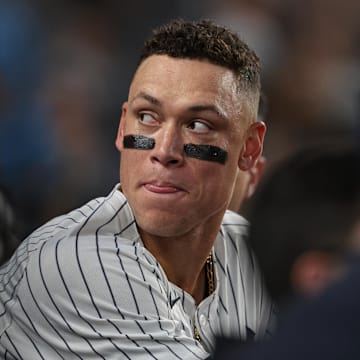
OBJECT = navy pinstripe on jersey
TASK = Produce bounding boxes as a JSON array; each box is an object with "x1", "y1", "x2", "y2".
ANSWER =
[{"x1": 0, "y1": 185, "x2": 274, "y2": 359}]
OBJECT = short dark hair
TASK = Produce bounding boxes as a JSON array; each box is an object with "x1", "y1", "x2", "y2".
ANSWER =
[
  {"x1": 247, "y1": 142, "x2": 360, "y2": 302},
  {"x1": 139, "y1": 19, "x2": 261, "y2": 96}
]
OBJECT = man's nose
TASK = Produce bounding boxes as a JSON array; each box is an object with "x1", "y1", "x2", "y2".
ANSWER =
[{"x1": 151, "y1": 125, "x2": 184, "y2": 166}]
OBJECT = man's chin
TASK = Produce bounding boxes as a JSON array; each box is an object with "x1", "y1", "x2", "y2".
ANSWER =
[{"x1": 136, "y1": 217, "x2": 191, "y2": 239}]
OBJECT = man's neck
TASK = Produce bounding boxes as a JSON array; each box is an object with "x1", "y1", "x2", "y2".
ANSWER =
[{"x1": 139, "y1": 224, "x2": 219, "y2": 304}]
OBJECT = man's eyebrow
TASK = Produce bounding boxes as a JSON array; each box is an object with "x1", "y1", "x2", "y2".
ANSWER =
[
  {"x1": 188, "y1": 104, "x2": 227, "y2": 121},
  {"x1": 130, "y1": 92, "x2": 227, "y2": 120},
  {"x1": 130, "y1": 92, "x2": 161, "y2": 106}
]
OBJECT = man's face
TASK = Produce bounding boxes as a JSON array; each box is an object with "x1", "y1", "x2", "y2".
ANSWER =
[{"x1": 116, "y1": 55, "x2": 264, "y2": 238}]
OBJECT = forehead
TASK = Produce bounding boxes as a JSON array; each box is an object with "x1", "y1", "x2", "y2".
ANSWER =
[{"x1": 129, "y1": 55, "x2": 242, "y2": 117}]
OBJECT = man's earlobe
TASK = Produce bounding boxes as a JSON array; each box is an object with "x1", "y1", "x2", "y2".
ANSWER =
[{"x1": 238, "y1": 121, "x2": 266, "y2": 171}]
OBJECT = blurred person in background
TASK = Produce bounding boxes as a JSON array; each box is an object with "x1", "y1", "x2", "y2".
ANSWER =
[
  {"x1": 0, "y1": 19, "x2": 274, "y2": 359},
  {"x1": 213, "y1": 138, "x2": 360, "y2": 359}
]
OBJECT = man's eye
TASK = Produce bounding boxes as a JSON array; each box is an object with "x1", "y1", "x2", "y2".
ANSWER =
[
  {"x1": 139, "y1": 113, "x2": 156, "y2": 124},
  {"x1": 188, "y1": 121, "x2": 210, "y2": 133}
]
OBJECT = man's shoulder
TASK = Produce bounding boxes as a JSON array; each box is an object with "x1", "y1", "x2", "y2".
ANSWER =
[{"x1": 4, "y1": 186, "x2": 138, "y2": 286}]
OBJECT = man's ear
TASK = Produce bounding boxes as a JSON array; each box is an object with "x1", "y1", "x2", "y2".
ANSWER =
[
  {"x1": 238, "y1": 121, "x2": 266, "y2": 171},
  {"x1": 115, "y1": 102, "x2": 128, "y2": 152}
]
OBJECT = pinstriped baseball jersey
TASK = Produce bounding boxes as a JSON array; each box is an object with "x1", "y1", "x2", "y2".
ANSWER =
[{"x1": 0, "y1": 185, "x2": 274, "y2": 359}]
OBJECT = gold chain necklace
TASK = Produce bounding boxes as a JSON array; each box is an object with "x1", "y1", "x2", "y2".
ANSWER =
[
  {"x1": 194, "y1": 252, "x2": 215, "y2": 341},
  {"x1": 206, "y1": 252, "x2": 215, "y2": 295}
]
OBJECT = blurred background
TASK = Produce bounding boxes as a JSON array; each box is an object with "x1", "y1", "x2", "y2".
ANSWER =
[{"x1": 0, "y1": 0, "x2": 359, "y2": 239}]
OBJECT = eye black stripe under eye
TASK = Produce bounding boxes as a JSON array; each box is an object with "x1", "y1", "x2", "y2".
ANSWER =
[
  {"x1": 123, "y1": 134, "x2": 227, "y2": 164},
  {"x1": 184, "y1": 144, "x2": 227, "y2": 164},
  {"x1": 123, "y1": 135, "x2": 155, "y2": 150}
]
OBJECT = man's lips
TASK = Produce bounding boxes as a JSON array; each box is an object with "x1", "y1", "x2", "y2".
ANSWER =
[{"x1": 143, "y1": 183, "x2": 183, "y2": 194}]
